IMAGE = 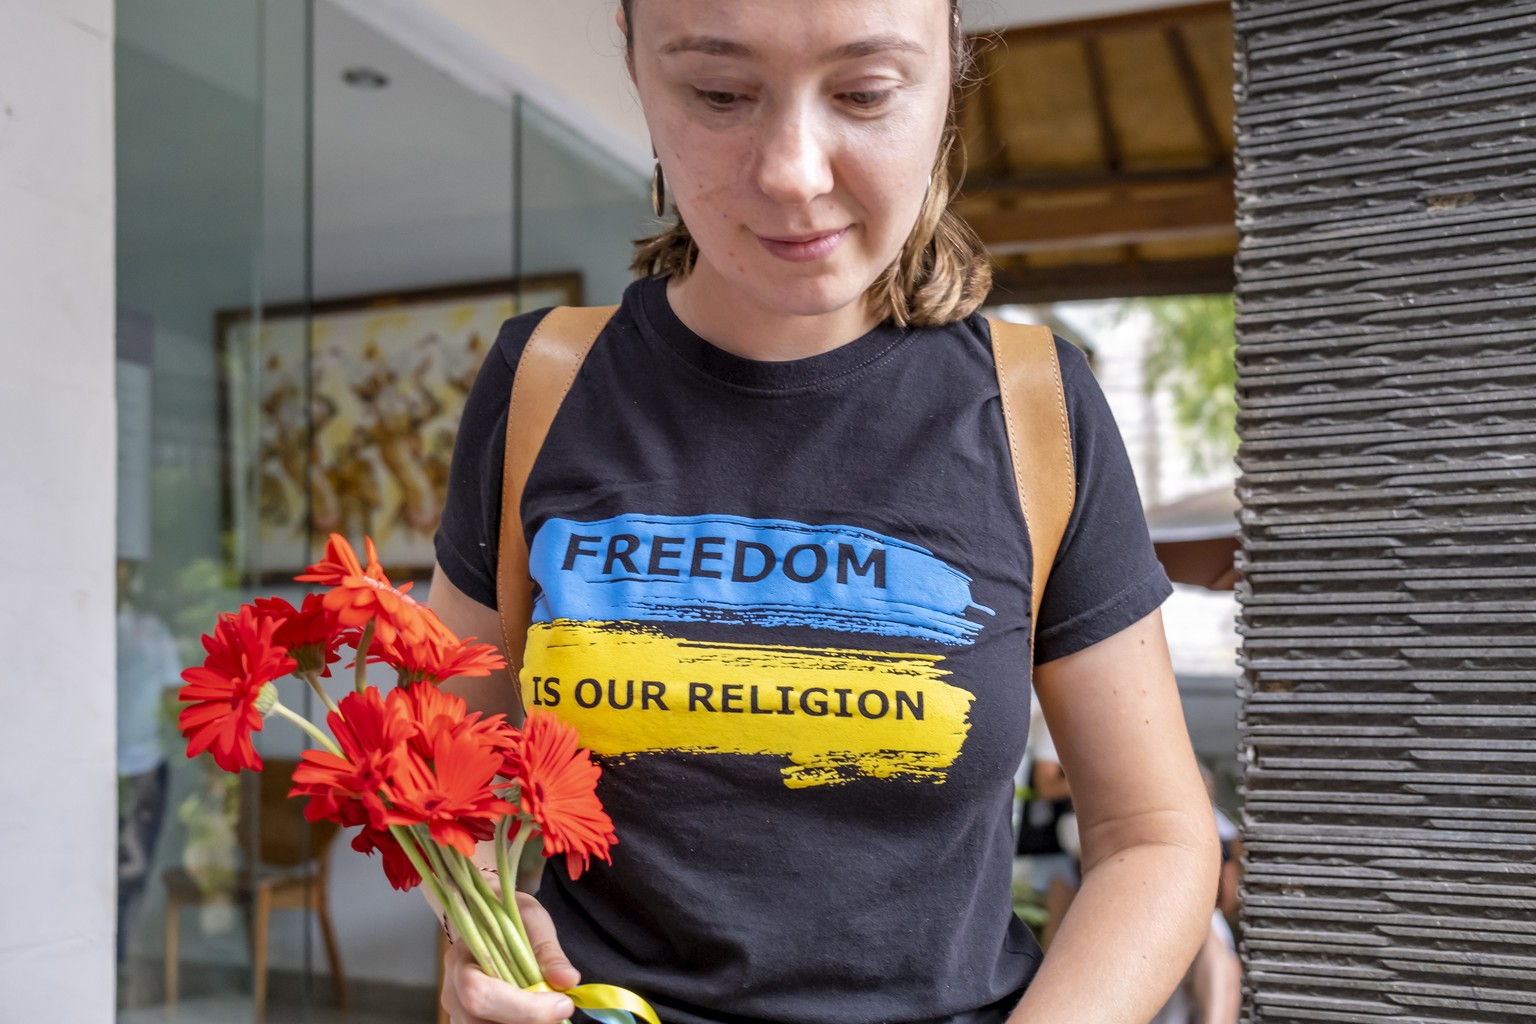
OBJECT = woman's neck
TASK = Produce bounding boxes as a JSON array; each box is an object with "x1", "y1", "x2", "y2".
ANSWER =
[{"x1": 665, "y1": 267, "x2": 882, "y2": 362}]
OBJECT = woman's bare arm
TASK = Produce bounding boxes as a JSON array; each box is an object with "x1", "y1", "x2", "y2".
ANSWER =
[
  {"x1": 427, "y1": 561, "x2": 525, "y2": 724},
  {"x1": 1007, "y1": 608, "x2": 1220, "y2": 1023}
]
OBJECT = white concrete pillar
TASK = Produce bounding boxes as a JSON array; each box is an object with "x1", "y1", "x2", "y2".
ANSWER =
[{"x1": 0, "y1": 1, "x2": 118, "y2": 1020}]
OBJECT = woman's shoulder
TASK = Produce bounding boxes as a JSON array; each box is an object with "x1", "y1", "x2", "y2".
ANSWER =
[
  {"x1": 957, "y1": 313, "x2": 1094, "y2": 386},
  {"x1": 485, "y1": 305, "x2": 557, "y2": 377},
  {"x1": 486, "y1": 279, "x2": 650, "y2": 379}
]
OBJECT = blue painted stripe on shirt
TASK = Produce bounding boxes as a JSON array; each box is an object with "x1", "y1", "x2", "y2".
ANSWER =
[{"x1": 528, "y1": 514, "x2": 993, "y2": 646}]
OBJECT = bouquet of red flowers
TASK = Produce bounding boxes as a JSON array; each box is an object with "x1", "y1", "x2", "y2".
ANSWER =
[{"x1": 177, "y1": 533, "x2": 657, "y2": 1023}]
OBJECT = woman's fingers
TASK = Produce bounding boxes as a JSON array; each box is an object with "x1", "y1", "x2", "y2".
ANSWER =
[
  {"x1": 516, "y1": 892, "x2": 583, "y2": 990},
  {"x1": 441, "y1": 936, "x2": 576, "y2": 1024}
]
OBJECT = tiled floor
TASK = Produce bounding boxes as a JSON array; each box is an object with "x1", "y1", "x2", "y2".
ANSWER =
[{"x1": 119, "y1": 994, "x2": 429, "y2": 1024}]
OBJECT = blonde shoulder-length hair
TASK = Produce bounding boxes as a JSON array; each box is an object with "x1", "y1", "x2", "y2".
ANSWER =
[{"x1": 623, "y1": 0, "x2": 993, "y2": 329}]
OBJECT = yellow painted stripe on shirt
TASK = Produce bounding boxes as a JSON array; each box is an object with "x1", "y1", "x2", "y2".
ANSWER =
[{"x1": 522, "y1": 621, "x2": 975, "y2": 788}]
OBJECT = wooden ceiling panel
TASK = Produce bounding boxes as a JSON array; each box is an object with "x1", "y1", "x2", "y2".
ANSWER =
[
  {"x1": 1099, "y1": 29, "x2": 1211, "y2": 171},
  {"x1": 1182, "y1": 16, "x2": 1237, "y2": 151},
  {"x1": 961, "y1": 2, "x2": 1237, "y2": 301},
  {"x1": 989, "y1": 38, "x2": 1106, "y2": 174},
  {"x1": 958, "y1": 78, "x2": 1001, "y2": 179}
]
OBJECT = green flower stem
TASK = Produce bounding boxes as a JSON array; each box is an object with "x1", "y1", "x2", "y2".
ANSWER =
[
  {"x1": 397, "y1": 827, "x2": 516, "y2": 984},
  {"x1": 495, "y1": 820, "x2": 521, "y2": 928},
  {"x1": 354, "y1": 619, "x2": 375, "y2": 694},
  {"x1": 270, "y1": 701, "x2": 342, "y2": 756},
  {"x1": 421, "y1": 834, "x2": 525, "y2": 986},
  {"x1": 298, "y1": 669, "x2": 340, "y2": 717},
  {"x1": 495, "y1": 817, "x2": 516, "y2": 919},
  {"x1": 503, "y1": 822, "x2": 536, "y2": 953},
  {"x1": 445, "y1": 845, "x2": 539, "y2": 988},
  {"x1": 464, "y1": 846, "x2": 541, "y2": 987},
  {"x1": 389, "y1": 828, "x2": 466, "y2": 948}
]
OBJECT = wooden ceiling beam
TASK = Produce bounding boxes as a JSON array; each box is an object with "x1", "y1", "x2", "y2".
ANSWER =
[
  {"x1": 966, "y1": 187, "x2": 1237, "y2": 254},
  {"x1": 988, "y1": 256, "x2": 1236, "y2": 304},
  {"x1": 963, "y1": 165, "x2": 1233, "y2": 199},
  {"x1": 1164, "y1": 25, "x2": 1226, "y2": 166},
  {"x1": 1082, "y1": 35, "x2": 1122, "y2": 173}
]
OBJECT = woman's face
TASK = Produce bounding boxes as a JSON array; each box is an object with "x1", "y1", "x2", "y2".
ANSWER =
[{"x1": 627, "y1": 0, "x2": 953, "y2": 323}]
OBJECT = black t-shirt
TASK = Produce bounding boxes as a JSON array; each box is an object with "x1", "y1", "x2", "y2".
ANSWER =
[{"x1": 435, "y1": 276, "x2": 1171, "y2": 1024}]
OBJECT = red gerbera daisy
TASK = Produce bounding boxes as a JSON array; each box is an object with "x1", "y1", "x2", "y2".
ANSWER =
[
  {"x1": 394, "y1": 683, "x2": 515, "y2": 765},
  {"x1": 289, "y1": 687, "x2": 412, "y2": 829},
  {"x1": 498, "y1": 726, "x2": 525, "y2": 783},
  {"x1": 294, "y1": 532, "x2": 373, "y2": 588},
  {"x1": 252, "y1": 593, "x2": 345, "y2": 677},
  {"x1": 372, "y1": 627, "x2": 506, "y2": 686},
  {"x1": 514, "y1": 713, "x2": 617, "y2": 880},
  {"x1": 178, "y1": 605, "x2": 296, "y2": 773},
  {"x1": 352, "y1": 825, "x2": 423, "y2": 892},
  {"x1": 386, "y1": 731, "x2": 515, "y2": 858},
  {"x1": 297, "y1": 534, "x2": 449, "y2": 649}
]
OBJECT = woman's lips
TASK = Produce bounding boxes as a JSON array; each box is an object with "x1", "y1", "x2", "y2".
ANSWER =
[{"x1": 755, "y1": 227, "x2": 850, "y2": 263}]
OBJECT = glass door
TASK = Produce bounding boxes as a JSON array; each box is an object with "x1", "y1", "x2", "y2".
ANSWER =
[
  {"x1": 115, "y1": 1, "x2": 318, "y2": 1018},
  {"x1": 117, "y1": 3, "x2": 646, "y2": 1018}
]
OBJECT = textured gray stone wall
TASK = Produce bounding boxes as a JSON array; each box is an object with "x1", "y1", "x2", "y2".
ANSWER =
[{"x1": 1232, "y1": 2, "x2": 1536, "y2": 1021}]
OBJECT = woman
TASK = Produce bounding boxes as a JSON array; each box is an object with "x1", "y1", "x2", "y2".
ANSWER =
[{"x1": 428, "y1": 1, "x2": 1219, "y2": 1021}]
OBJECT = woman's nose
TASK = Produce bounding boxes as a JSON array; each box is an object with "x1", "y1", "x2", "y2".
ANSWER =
[{"x1": 754, "y1": 108, "x2": 834, "y2": 206}]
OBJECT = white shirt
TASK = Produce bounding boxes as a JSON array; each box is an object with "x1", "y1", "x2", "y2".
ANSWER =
[{"x1": 116, "y1": 605, "x2": 180, "y2": 775}]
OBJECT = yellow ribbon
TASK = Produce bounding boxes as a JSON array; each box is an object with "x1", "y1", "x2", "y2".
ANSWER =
[{"x1": 527, "y1": 981, "x2": 662, "y2": 1024}]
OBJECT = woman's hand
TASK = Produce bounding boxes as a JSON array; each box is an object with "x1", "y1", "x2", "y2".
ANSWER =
[{"x1": 440, "y1": 892, "x2": 582, "y2": 1024}]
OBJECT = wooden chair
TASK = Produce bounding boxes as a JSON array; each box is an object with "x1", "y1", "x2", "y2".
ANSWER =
[{"x1": 163, "y1": 758, "x2": 349, "y2": 1021}]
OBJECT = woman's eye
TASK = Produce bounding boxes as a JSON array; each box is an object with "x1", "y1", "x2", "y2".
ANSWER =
[
  {"x1": 841, "y1": 90, "x2": 894, "y2": 110},
  {"x1": 695, "y1": 89, "x2": 746, "y2": 110}
]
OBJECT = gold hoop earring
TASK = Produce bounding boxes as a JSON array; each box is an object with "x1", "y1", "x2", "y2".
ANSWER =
[{"x1": 651, "y1": 160, "x2": 667, "y2": 218}]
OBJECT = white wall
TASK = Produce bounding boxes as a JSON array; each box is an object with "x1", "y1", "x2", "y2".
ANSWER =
[
  {"x1": 332, "y1": 0, "x2": 649, "y2": 176},
  {"x1": 0, "y1": 1, "x2": 118, "y2": 1021}
]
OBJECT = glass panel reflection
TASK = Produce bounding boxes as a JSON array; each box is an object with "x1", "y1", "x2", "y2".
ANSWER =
[
  {"x1": 515, "y1": 96, "x2": 652, "y2": 307},
  {"x1": 115, "y1": 0, "x2": 271, "y2": 1016},
  {"x1": 117, "y1": 2, "x2": 647, "y2": 1020}
]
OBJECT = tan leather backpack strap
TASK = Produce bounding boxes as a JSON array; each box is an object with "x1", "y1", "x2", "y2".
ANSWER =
[
  {"x1": 988, "y1": 318, "x2": 1076, "y2": 644},
  {"x1": 495, "y1": 305, "x2": 619, "y2": 691}
]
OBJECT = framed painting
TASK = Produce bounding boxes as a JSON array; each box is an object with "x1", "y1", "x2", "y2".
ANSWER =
[{"x1": 219, "y1": 273, "x2": 582, "y2": 581}]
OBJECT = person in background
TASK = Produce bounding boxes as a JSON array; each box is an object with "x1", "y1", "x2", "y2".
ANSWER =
[
  {"x1": 115, "y1": 558, "x2": 180, "y2": 962},
  {"x1": 1212, "y1": 779, "x2": 1244, "y2": 930},
  {"x1": 1147, "y1": 904, "x2": 1242, "y2": 1024}
]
